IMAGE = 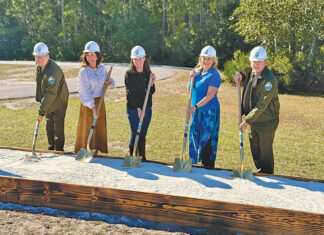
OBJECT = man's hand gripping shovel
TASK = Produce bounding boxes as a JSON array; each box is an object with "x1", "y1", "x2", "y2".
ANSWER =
[{"x1": 75, "y1": 66, "x2": 113, "y2": 163}]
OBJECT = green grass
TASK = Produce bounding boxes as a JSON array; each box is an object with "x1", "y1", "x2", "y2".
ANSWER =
[{"x1": 0, "y1": 69, "x2": 323, "y2": 180}]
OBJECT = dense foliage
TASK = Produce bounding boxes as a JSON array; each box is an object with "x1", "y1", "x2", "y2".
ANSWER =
[
  {"x1": 0, "y1": 0, "x2": 323, "y2": 93},
  {"x1": 232, "y1": 0, "x2": 324, "y2": 93}
]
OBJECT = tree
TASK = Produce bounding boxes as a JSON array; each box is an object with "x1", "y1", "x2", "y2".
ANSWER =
[{"x1": 232, "y1": 0, "x2": 324, "y2": 93}]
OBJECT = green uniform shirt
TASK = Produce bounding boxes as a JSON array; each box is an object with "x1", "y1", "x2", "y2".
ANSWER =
[
  {"x1": 241, "y1": 66, "x2": 280, "y2": 131},
  {"x1": 35, "y1": 59, "x2": 69, "y2": 116}
]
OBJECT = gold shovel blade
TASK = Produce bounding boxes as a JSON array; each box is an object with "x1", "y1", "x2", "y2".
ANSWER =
[
  {"x1": 242, "y1": 170, "x2": 253, "y2": 180},
  {"x1": 233, "y1": 169, "x2": 253, "y2": 180},
  {"x1": 173, "y1": 158, "x2": 182, "y2": 172},
  {"x1": 75, "y1": 149, "x2": 87, "y2": 162},
  {"x1": 182, "y1": 159, "x2": 192, "y2": 172},
  {"x1": 122, "y1": 156, "x2": 142, "y2": 168},
  {"x1": 25, "y1": 153, "x2": 41, "y2": 160},
  {"x1": 173, "y1": 158, "x2": 192, "y2": 172},
  {"x1": 84, "y1": 150, "x2": 95, "y2": 163}
]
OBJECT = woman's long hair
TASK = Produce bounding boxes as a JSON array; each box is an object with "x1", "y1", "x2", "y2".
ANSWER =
[
  {"x1": 195, "y1": 56, "x2": 218, "y2": 72},
  {"x1": 80, "y1": 52, "x2": 103, "y2": 67},
  {"x1": 129, "y1": 57, "x2": 152, "y2": 74}
]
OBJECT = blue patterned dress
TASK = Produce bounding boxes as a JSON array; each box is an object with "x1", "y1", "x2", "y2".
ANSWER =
[{"x1": 189, "y1": 68, "x2": 221, "y2": 164}]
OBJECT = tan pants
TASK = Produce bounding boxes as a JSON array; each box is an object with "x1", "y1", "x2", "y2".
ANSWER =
[{"x1": 74, "y1": 98, "x2": 108, "y2": 154}]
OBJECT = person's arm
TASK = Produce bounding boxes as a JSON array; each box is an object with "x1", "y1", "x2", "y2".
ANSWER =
[
  {"x1": 38, "y1": 70, "x2": 62, "y2": 116},
  {"x1": 78, "y1": 69, "x2": 95, "y2": 109},
  {"x1": 187, "y1": 71, "x2": 221, "y2": 117},
  {"x1": 187, "y1": 86, "x2": 218, "y2": 117},
  {"x1": 149, "y1": 73, "x2": 156, "y2": 94}
]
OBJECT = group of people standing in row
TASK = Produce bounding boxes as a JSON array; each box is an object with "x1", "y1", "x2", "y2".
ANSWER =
[{"x1": 32, "y1": 41, "x2": 279, "y2": 174}]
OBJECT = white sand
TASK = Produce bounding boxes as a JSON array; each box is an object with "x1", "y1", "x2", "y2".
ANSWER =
[{"x1": 0, "y1": 149, "x2": 323, "y2": 214}]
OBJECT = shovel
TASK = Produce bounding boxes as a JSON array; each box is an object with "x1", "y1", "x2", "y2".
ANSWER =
[
  {"x1": 25, "y1": 120, "x2": 41, "y2": 160},
  {"x1": 173, "y1": 74, "x2": 194, "y2": 172},
  {"x1": 75, "y1": 66, "x2": 113, "y2": 163},
  {"x1": 122, "y1": 74, "x2": 153, "y2": 168},
  {"x1": 233, "y1": 83, "x2": 253, "y2": 179}
]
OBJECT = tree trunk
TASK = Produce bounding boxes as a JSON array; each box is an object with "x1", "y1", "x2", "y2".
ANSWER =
[
  {"x1": 200, "y1": 0, "x2": 203, "y2": 27},
  {"x1": 162, "y1": 0, "x2": 166, "y2": 63},
  {"x1": 61, "y1": 0, "x2": 66, "y2": 47}
]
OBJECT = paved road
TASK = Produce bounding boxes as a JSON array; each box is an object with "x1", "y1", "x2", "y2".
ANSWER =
[{"x1": 0, "y1": 61, "x2": 177, "y2": 100}]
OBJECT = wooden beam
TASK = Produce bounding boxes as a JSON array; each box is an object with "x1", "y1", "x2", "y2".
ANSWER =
[{"x1": 0, "y1": 176, "x2": 323, "y2": 234}]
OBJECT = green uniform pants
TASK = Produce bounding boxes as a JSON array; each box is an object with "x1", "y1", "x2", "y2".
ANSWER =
[
  {"x1": 45, "y1": 104, "x2": 67, "y2": 151},
  {"x1": 249, "y1": 128, "x2": 276, "y2": 174}
]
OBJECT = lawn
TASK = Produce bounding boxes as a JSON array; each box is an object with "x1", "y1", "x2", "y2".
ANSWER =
[{"x1": 0, "y1": 69, "x2": 323, "y2": 180}]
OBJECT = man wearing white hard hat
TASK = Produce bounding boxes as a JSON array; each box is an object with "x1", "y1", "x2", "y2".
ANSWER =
[
  {"x1": 187, "y1": 45, "x2": 222, "y2": 169},
  {"x1": 74, "y1": 41, "x2": 115, "y2": 155},
  {"x1": 33, "y1": 42, "x2": 69, "y2": 151},
  {"x1": 125, "y1": 45, "x2": 156, "y2": 161},
  {"x1": 233, "y1": 46, "x2": 280, "y2": 174}
]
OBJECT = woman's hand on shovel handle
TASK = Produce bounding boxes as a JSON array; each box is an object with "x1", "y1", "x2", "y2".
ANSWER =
[
  {"x1": 150, "y1": 73, "x2": 156, "y2": 85},
  {"x1": 238, "y1": 121, "x2": 248, "y2": 132},
  {"x1": 92, "y1": 108, "x2": 98, "y2": 119},
  {"x1": 186, "y1": 106, "x2": 196, "y2": 120},
  {"x1": 137, "y1": 108, "x2": 144, "y2": 119},
  {"x1": 37, "y1": 115, "x2": 44, "y2": 123},
  {"x1": 190, "y1": 70, "x2": 197, "y2": 77}
]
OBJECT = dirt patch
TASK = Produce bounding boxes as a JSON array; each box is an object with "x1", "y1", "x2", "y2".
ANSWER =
[{"x1": 0, "y1": 210, "x2": 189, "y2": 235}]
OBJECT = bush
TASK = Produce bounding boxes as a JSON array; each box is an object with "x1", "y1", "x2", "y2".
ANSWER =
[
  {"x1": 223, "y1": 48, "x2": 324, "y2": 94},
  {"x1": 223, "y1": 50, "x2": 250, "y2": 84}
]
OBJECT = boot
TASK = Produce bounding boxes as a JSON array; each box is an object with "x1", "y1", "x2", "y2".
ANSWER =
[
  {"x1": 138, "y1": 140, "x2": 146, "y2": 161},
  {"x1": 129, "y1": 144, "x2": 134, "y2": 156}
]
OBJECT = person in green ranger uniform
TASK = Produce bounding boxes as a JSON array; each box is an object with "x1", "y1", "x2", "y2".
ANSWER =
[
  {"x1": 233, "y1": 46, "x2": 280, "y2": 174},
  {"x1": 33, "y1": 42, "x2": 69, "y2": 151}
]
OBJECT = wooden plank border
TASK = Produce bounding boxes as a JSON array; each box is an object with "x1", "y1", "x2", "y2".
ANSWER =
[
  {"x1": 0, "y1": 176, "x2": 323, "y2": 234},
  {"x1": 1, "y1": 146, "x2": 324, "y2": 183}
]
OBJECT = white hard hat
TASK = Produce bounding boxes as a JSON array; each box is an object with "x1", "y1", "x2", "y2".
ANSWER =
[
  {"x1": 249, "y1": 46, "x2": 267, "y2": 61},
  {"x1": 33, "y1": 42, "x2": 49, "y2": 55},
  {"x1": 83, "y1": 41, "x2": 100, "y2": 53},
  {"x1": 131, "y1": 45, "x2": 146, "y2": 58},
  {"x1": 200, "y1": 45, "x2": 216, "y2": 57}
]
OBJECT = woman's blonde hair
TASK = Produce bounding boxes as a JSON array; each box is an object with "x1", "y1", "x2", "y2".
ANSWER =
[{"x1": 195, "y1": 56, "x2": 218, "y2": 72}]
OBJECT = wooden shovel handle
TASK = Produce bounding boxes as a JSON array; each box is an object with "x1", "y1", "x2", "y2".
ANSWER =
[
  {"x1": 238, "y1": 83, "x2": 242, "y2": 124},
  {"x1": 96, "y1": 66, "x2": 113, "y2": 115},
  {"x1": 132, "y1": 74, "x2": 153, "y2": 154},
  {"x1": 182, "y1": 73, "x2": 195, "y2": 154}
]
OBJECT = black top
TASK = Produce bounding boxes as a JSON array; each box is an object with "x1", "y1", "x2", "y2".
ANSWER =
[{"x1": 125, "y1": 69, "x2": 155, "y2": 109}]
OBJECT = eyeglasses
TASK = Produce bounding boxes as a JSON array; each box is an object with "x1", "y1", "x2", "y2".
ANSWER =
[{"x1": 35, "y1": 55, "x2": 48, "y2": 60}]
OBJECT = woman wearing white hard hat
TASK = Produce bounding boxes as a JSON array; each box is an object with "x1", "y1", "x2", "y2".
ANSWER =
[
  {"x1": 233, "y1": 46, "x2": 280, "y2": 174},
  {"x1": 74, "y1": 41, "x2": 115, "y2": 155},
  {"x1": 186, "y1": 45, "x2": 222, "y2": 169},
  {"x1": 124, "y1": 45, "x2": 156, "y2": 161}
]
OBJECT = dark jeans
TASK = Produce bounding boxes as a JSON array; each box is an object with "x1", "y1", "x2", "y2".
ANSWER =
[
  {"x1": 249, "y1": 129, "x2": 276, "y2": 174},
  {"x1": 45, "y1": 104, "x2": 67, "y2": 151},
  {"x1": 126, "y1": 107, "x2": 152, "y2": 146}
]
